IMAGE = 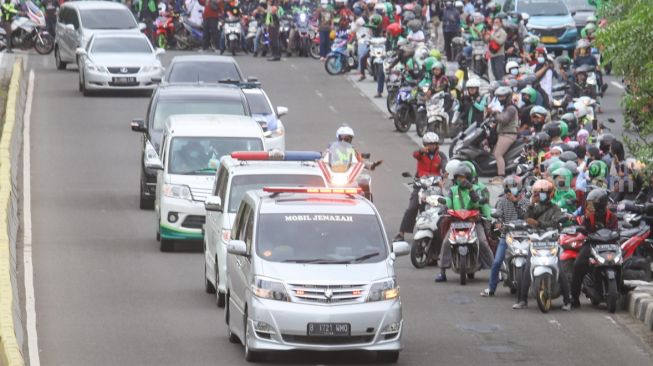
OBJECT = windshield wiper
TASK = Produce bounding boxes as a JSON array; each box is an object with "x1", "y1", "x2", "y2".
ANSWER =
[
  {"x1": 283, "y1": 258, "x2": 348, "y2": 264},
  {"x1": 178, "y1": 167, "x2": 216, "y2": 175},
  {"x1": 351, "y1": 252, "x2": 380, "y2": 263}
]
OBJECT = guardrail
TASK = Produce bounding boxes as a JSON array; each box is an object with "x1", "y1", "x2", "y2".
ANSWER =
[{"x1": 0, "y1": 58, "x2": 26, "y2": 366}]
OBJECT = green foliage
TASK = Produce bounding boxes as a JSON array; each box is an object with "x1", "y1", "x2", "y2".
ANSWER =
[{"x1": 595, "y1": 0, "x2": 653, "y2": 167}]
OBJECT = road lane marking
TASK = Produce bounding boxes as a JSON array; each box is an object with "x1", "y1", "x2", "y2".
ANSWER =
[
  {"x1": 23, "y1": 70, "x2": 40, "y2": 366},
  {"x1": 605, "y1": 315, "x2": 619, "y2": 327},
  {"x1": 610, "y1": 81, "x2": 624, "y2": 90},
  {"x1": 328, "y1": 105, "x2": 337, "y2": 113},
  {"x1": 548, "y1": 319, "x2": 562, "y2": 329},
  {"x1": 314, "y1": 89, "x2": 324, "y2": 98},
  {"x1": 289, "y1": 63, "x2": 298, "y2": 70}
]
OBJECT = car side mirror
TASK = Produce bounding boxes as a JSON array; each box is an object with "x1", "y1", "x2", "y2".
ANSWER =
[
  {"x1": 228, "y1": 240, "x2": 248, "y2": 256},
  {"x1": 392, "y1": 241, "x2": 411, "y2": 257},
  {"x1": 65, "y1": 23, "x2": 75, "y2": 32},
  {"x1": 155, "y1": 48, "x2": 165, "y2": 56},
  {"x1": 138, "y1": 22, "x2": 147, "y2": 32},
  {"x1": 401, "y1": 172, "x2": 411, "y2": 178},
  {"x1": 276, "y1": 106, "x2": 288, "y2": 117},
  {"x1": 204, "y1": 195, "x2": 222, "y2": 212},
  {"x1": 131, "y1": 118, "x2": 146, "y2": 132},
  {"x1": 247, "y1": 76, "x2": 259, "y2": 83},
  {"x1": 144, "y1": 140, "x2": 163, "y2": 170},
  {"x1": 75, "y1": 47, "x2": 87, "y2": 56}
]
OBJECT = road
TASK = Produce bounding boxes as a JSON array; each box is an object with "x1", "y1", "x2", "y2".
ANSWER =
[{"x1": 27, "y1": 52, "x2": 652, "y2": 365}]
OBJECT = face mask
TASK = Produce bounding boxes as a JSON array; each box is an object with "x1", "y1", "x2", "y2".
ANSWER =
[
  {"x1": 537, "y1": 57, "x2": 545, "y2": 64},
  {"x1": 510, "y1": 68, "x2": 519, "y2": 76},
  {"x1": 510, "y1": 188, "x2": 519, "y2": 196},
  {"x1": 539, "y1": 192, "x2": 548, "y2": 202},
  {"x1": 493, "y1": 25, "x2": 499, "y2": 30}
]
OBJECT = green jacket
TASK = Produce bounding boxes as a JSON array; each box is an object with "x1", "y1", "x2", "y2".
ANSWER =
[
  {"x1": 2, "y1": 3, "x2": 18, "y2": 22},
  {"x1": 552, "y1": 189, "x2": 577, "y2": 214},
  {"x1": 447, "y1": 184, "x2": 492, "y2": 219}
]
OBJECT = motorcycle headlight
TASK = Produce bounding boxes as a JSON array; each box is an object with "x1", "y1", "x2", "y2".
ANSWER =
[
  {"x1": 252, "y1": 277, "x2": 290, "y2": 302},
  {"x1": 367, "y1": 278, "x2": 399, "y2": 302},
  {"x1": 299, "y1": 13, "x2": 307, "y2": 22},
  {"x1": 421, "y1": 86, "x2": 430, "y2": 93},
  {"x1": 162, "y1": 184, "x2": 192, "y2": 200},
  {"x1": 330, "y1": 173, "x2": 349, "y2": 186}
]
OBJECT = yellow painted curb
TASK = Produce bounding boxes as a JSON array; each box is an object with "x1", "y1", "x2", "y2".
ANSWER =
[{"x1": 0, "y1": 59, "x2": 26, "y2": 366}]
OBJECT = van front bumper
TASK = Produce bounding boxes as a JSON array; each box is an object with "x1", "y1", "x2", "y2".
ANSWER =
[{"x1": 159, "y1": 196, "x2": 205, "y2": 240}]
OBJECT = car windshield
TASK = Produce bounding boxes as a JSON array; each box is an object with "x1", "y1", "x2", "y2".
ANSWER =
[
  {"x1": 244, "y1": 93, "x2": 273, "y2": 115},
  {"x1": 517, "y1": 0, "x2": 569, "y2": 16},
  {"x1": 153, "y1": 100, "x2": 246, "y2": 130},
  {"x1": 80, "y1": 9, "x2": 138, "y2": 30},
  {"x1": 167, "y1": 62, "x2": 242, "y2": 83},
  {"x1": 168, "y1": 137, "x2": 263, "y2": 175},
  {"x1": 228, "y1": 174, "x2": 325, "y2": 213},
  {"x1": 91, "y1": 37, "x2": 151, "y2": 54},
  {"x1": 563, "y1": 0, "x2": 594, "y2": 11},
  {"x1": 256, "y1": 214, "x2": 388, "y2": 264}
]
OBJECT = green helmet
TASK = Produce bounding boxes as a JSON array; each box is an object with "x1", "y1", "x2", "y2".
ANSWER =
[
  {"x1": 370, "y1": 15, "x2": 382, "y2": 28},
  {"x1": 423, "y1": 57, "x2": 437, "y2": 72},
  {"x1": 558, "y1": 121, "x2": 569, "y2": 138},
  {"x1": 384, "y1": 2, "x2": 393, "y2": 17},
  {"x1": 431, "y1": 61, "x2": 445, "y2": 73},
  {"x1": 520, "y1": 87, "x2": 537, "y2": 104},
  {"x1": 552, "y1": 167, "x2": 573, "y2": 189},
  {"x1": 429, "y1": 49, "x2": 442, "y2": 61},
  {"x1": 588, "y1": 160, "x2": 608, "y2": 180},
  {"x1": 586, "y1": 15, "x2": 597, "y2": 24},
  {"x1": 581, "y1": 23, "x2": 596, "y2": 38},
  {"x1": 547, "y1": 160, "x2": 564, "y2": 175}
]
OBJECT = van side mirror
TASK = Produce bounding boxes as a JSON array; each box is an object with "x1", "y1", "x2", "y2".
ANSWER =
[
  {"x1": 392, "y1": 241, "x2": 411, "y2": 257},
  {"x1": 75, "y1": 47, "x2": 87, "y2": 56},
  {"x1": 138, "y1": 22, "x2": 147, "y2": 32},
  {"x1": 144, "y1": 140, "x2": 163, "y2": 170},
  {"x1": 205, "y1": 195, "x2": 222, "y2": 212},
  {"x1": 131, "y1": 118, "x2": 146, "y2": 132},
  {"x1": 276, "y1": 106, "x2": 288, "y2": 117},
  {"x1": 65, "y1": 23, "x2": 75, "y2": 32},
  {"x1": 228, "y1": 240, "x2": 248, "y2": 256},
  {"x1": 155, "y1": 48, "x2": 165, "y2": 56}
]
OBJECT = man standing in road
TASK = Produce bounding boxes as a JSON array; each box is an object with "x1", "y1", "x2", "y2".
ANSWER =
[
  {"x1": 441, "y1": 0, "x2": 460, "y2": 61},
  {"x1": 266, "y1": 3, "x2": 281, "y2": 61},
  {"x1": 487, "y1": 16, "x2": 507, "y2": 81},
  {"x1": 139, "y1": 0, "x2": 159, "y2": 44},
  {"x1": 201, "y1": 0, "x2": 222, "y2": 52},
  {"x1": 315, "y1": 0, "x2": 333, "y2": 61},
  {"x1": 1, "y1": 0, "x2": 18, "y2": 53}
]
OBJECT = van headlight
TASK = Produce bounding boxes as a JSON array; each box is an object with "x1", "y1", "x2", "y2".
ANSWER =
[
  {"x1": 252, "y1": 277, "x2": 290, "y2": 302},
  {"x1": 162, "y1": 184, "x2": 192, "y2": 200},
  {"x1": 367, "y1": 278, "x2": 399, "y2": 302}
]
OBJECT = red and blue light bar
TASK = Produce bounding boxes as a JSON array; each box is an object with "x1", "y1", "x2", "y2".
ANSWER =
[
  {"x1": 263, "y1": 187, "x2": 362, "y2": 194},
  {"x1": 231, "y1": 150, "x2": 322, "y2": 161}
]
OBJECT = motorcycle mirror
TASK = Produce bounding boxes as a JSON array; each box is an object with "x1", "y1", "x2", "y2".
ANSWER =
[{"x1": 401, "y1": 172, "x2": 412, "y2": 178}]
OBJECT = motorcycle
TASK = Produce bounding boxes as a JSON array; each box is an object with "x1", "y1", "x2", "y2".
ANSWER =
[
  {"x1": 279, "y1": 15, "x2": 292, "y2": 55},
  {"x1": 175, "y1": 15, "x2": 203, "y2": 50},
  {"x1": 393, "y1": 80, "x2": 428, "y2": 136},
  {"x1": 309, "y1": 28, "x2": 320, "y2": 59},
  {"x1": 404, "y1": 173, "x2": 447, "y2": 268},
  {"x1": 445, "y1": 209, "x2": 482, "y2": 285},
  {"x1": 368, "y1": 37, "x2": 386, "y2": 82},
  {"x1": 319, "y1": 141, "x2": 375, "y2": 201},
  {"x1": 245, "y1": 18, "x2": 258, "y2": 53},
  {"x1": 426, "y1": 91, "x2": 460, "y2": 139},
  {"x1": 223, "y1": 15, "x2": 242, "y2": 55},
  {"x1": 499, "y1": 220, "x2": 530, "y2": 294},
  {"x1": 155, "y1": 12, "x2": 176, "y2": 49},
  {"x1": 619, "y1": 207, "x2": 653, "y2": 282},
  {"x1": 559, "y1": 224, "x2": 586, "y2": 285},
  {"x1": 582, "y1": 228, "x2": 623, "y2": 313},
  {"x1": 450, "y1": 119, "x2": 526, "y2": 177},
  {"x1": 385, "y1": 65, "x2": 403, "y2": 115},
  {"x1": 324, "y1": 37, "x2": 358, "y2": 75},
  {"x1": 528, "y1": 227, "x2": 563, "y2": 313},
  {"x1": 293, "y1": 12, "x2": 310, "y2": 57},
  {"x1": 5, "y1": 0, "x2": 54, "y2": 54},
  {"x1": 470, "y1": 40, "x2": 487, "y2": 79}
]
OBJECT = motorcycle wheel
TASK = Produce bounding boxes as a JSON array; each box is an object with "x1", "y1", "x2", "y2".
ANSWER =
[
  {"x1": 467, "y1": 272, "x2": 475, "y2": 279},
  {"x1": 230, "y1": 40, "x2": 237, "y2": 56},
  {"x1": 459, "y1": 254, "x2": 467, "y2": 285},
  {"x1": 607, "y1": 277, "x2": 618, "y2": 313},
  {"x1": 325, "y1": 55, "x2": 344, "y2": 75},
  {"x1": 415, "y1": 111, "x2": 428, "y2": 137},
  {"x1": 386, "y1": 91, "x2": 398, "y2": 115},
  {"x1": 410, "y1": 238, "x2": 431, "y2": 269},
  {"x1": 310, "y1": 43, "x2": 321, "y2": 60},
  {"x1": 393, "y1": 106, "x2": 411, "y2": 133},
  {"x1": 535, "y1": 274, "x2": 552, "y2": 313},
  {"x1": 34, "y1": 33, "x2": 54, "y2": 55},
  {"x1": 157, "y1": 34, "x2": 167, "y2": 49},
  {"x1": 301, "y1": 38, "x2": 309, "y2": 57},
  {"x1": 448, "y1": 142, "x2": 455, "y2": 159}
]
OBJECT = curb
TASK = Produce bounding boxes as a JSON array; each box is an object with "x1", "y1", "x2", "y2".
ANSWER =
[
  {"x1": 625, "y1": 280, "x2": 653, "y2": 332},
  {"x1": 0, "y1": 59, "x2": 26, "y2": 366}
]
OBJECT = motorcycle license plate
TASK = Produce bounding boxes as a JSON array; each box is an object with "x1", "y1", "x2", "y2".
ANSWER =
[
  {"x1": 541, "y1": 36, "x2": 557, "y2": 44},
  {"x1": 595, "y1": 244, "x2": 619, "y2": 251},
  {"x1": 112, "y1": 77, "x2": 136, "y2": 85},
  {"x1": 531, "y1": 241, "x2": 556, "y2": 249},
  {"x1": 307, "y1": 323, "x2": 350, "y2": 336},
  {"x1": 228, "y1": 34, "x2": 238, "y2": 40},
  {"x1": 451, "y1": 222, "x2": 473, "y2": 229}
]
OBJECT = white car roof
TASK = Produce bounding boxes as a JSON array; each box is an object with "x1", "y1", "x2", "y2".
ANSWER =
[
  {"x1": 165, "y1": 115, "x2": 265, "y2": 138},
  {"x1": 63, "y1": 1, "x2": 131, "y2": 10},
  {"x1": 219, "y1": 157, "x2": 326, "y2": 179},
  {"x1": 254, "y1": 191, "x2": 378, "y2": 215}
]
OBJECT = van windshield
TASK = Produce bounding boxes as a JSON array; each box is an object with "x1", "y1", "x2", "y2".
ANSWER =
[
  {"x1": 517, "y1": 0, "x2": 569, "y2": 16},
  {"x1": 153, "y1": 100, "x2": 246, "y2": 130},
  {"x1": 256, "y1": 214, "x2": 388, "y2": 264},
  {"x1": 168, "y1": 137, "x2": 263, "y2": 175},
  {"x1": 80, "y1": 9, "x2": 138, "y2": 30},
  {"x1": 228, "y1": 175, "x2": 325, "y2": 213}
]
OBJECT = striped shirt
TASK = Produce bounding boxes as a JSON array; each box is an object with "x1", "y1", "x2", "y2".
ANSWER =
[{"x1": 494, "y1": 195, "x2": 529, "y2": 223}]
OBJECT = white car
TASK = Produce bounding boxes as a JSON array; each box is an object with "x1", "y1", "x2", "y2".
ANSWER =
[
  {"x1": 76, "y1": 33, "x2": 165, "y2": 95},
  {"x1": 203, "y1": 152, "x2": 327, "y2": 306},
  {"x1": 144, "y1": 115, "x2": 267, "y2": 252},
  {"x1": 242, "y1": 87, "x2": 287, "y2": 151}
]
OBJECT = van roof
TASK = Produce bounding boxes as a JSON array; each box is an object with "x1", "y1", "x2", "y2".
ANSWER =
[
  {"x1": 219, "y1": 156, "x2": 326, "y2": 178},
  {"x1": 63, "y1": 1, "x2": 131, "y2": 10},
  {"x1": 164, "y1": 115, "x2": 264, "y2": 138},
  {"x1": 250, "y1": 191, "x2": 377, "y2": 215}
]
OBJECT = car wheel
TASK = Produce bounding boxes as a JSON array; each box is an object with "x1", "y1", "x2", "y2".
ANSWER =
[
  {"x1": 55, "y1": 47, "x2": 67, "y2": 70},
  {"x1": 139, "y1": 172, "x2": 154, "y2": 210},
  {"x1": 160, "y1": 238, "x2": 174, "y2": 252},
  {"x1": 215, "y1": 261, "x2": 226, "y2": 307},
  {"x1": 204, "y1": 260, "x2": 216, "y2": 294},
  {"x1": 244, "y1": 311, "x2": 265, "y2": 362},
  {"x1": 81, "y1": 71, "x2": 91, "y2": 97},
  {"x1": 226, "y1": 294, "x2": 240, "y2": 343}
]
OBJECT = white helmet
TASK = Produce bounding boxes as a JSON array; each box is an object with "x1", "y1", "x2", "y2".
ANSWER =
[
  {"x1": 445, "y1": 159, "x2": 462, "y2": 177},
  {"x1": 466, "y1": 78, "x2": 481, "y2": 88},
  {"x1": 574, "y1": 104, "x2": 590, "y2": 118},
  {"x1": 336, "y1": 125, "x2": 355, "y2": 140},
  {"x1": 422, "y1": 132, "x2": 440, "y2": 145},
  {"x1": 505, "y1": 60, "x2": 519, "y2": 74},
  {"x1": 454, "y1": 1, "x2": 464, "y2": 8},
  {"x1": 395, "y1": 4, "x2": 402, "y2": 15}
]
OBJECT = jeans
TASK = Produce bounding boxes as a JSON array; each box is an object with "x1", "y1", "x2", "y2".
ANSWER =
[
  {"x1": 571, "y1": 243, "x2": 591, "y2": 302},
  {"x1": 488, "y1": 237, "x2": 507, "y2": 292},
  {"x1": 376, "y1": 65, "x2": 385, "y2": 94},
  {"x1": 218, "y1": 27, "x2": 225, "y2": 50},
  {"x1": 358, "y1": 42, "x2": 369, "y2": 73},
  {"x1": 202, "y1": 17, "x2": 219, "y2": 50},
  {"x1": 253, "y1": 26, "x2": 262, "y2": 53},
  {"x1": 399, "y1": 186, "x2": 420, "y2": 233},
  {"x1": 319, "y1": 29, "x2": 330, "y2": 58},
  {"x1": 491, "y1": 54, "x2": 506, "y2": 81}
]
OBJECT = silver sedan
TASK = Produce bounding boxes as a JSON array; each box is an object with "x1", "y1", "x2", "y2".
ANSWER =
[{"x1": 76, "y1": 33, "x2": 165, "y2": 96}]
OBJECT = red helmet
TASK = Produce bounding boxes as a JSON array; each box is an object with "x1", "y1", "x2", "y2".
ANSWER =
[{"x1": 386, "y1": 22, "x2": 402, "y2": 37}]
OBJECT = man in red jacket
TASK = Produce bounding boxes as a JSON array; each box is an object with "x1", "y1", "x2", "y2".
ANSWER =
[
  {"x1": 201, "y1": 0, "x2": 224, "y2": 51},
  {"x1": 394, "y1": 132, "x2": 448, "y2": 241}
]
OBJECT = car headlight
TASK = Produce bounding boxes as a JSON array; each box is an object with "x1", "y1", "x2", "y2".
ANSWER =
[
  {"x1": 367, "y1": 278, "x2": 399, "y2": 302},
  {"x1": 252, "y1": 277, "x2": 290, "y2": 302},
  {"x1": 299, "y1": 13, "x2": 307, "y2": 22},
  {"x1": 86, "y1": 61, "x2": 107, "y2": 73},
  {"x1": 162, "y1": 184, "x2": 192, "y2": 200},
  {"x1": 142, "y1": 63, "x2": 163, "y2": 72}
]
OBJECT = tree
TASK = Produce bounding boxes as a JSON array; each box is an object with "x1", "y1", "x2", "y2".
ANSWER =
[{"x1": 595, "y1": 0, "x2": 653, "y2": 167}]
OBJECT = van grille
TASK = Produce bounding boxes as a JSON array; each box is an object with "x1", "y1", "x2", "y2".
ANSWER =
[
  {"x1": 181, "y1": 215, "x2": 205, "y2": 229},
  {"x1": 282, "y1": 335, "x2": 373, "y2": 345},
  {"x1": 287, "y1": 284, "x2": 367, "y2": 304}
]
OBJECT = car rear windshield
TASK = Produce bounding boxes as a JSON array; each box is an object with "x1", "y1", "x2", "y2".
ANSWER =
[
  {"x1": 167, "y1": 62, "x2": 242, "y2": 83},
  {"x1": 153, "y1": 100, "x2": 246, "y2": 130},
  {"x1": 228, "y1": 175, "x2": 325, "y2": 213},
  {"x1": 518, "y1": 0, "x2": 569, "y2": 16},
  {"x1": 168, "y1": 137, "x2": 263, "y2": 175},
  {"x1": 245, "y1": 93, "x2": 273, "y2": 115},
  {"x1": 80, "y1": 9, "x2": 138, "y2": 30},
  {"x1": 91, "y1": 37, "x2": 151, "y2": 53},
  {"x1": 256, "y1": 214, "x2": 388, "y2": 264}
]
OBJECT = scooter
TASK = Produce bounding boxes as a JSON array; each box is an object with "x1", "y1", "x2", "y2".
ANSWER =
[
  {"x1": 559, "y1": 224, "x2": 586, "y2": 285},
  {"x1": 324, "y1": 37, "x2": 358, "y2": 75},
  {"x1": 470, "y1": 40, "x2": 487, "y2": 79},
  {"x1": 385, "y1": 65, "x2": 403, "y2": 115},
  {"x1": 223, "y1": 15, "x2": 242, "y2": 55},
  {"x1": 279, "y1": 15, "x2": 292, "y2": 55},
  {"x1": 5, "y1": 0, "x2": 53, "y2": 54},
  {"x1": 582, "y1": 228, "x2": 623, "y2": 313},
  {"x1": 426, "y1": 91, "x2": 460, "y2": 139},
  {"x1": 319, "y1": 141, "x2": 375, "y2": 201},
  {"x1": 499, "y1": 220, "x2": 530, "y2": 294},
  {"x1": 450, "y1": 119, "x2": 526, "y2": 177},
  {"x1": 294, "y1": 12, "x2": 310, "y2": 57},
  {"x1": 404, "y1": 173, "x2": 447, "y2": 269},
  {"x1": 528, "y1": 228, "x2": 563, "y2": 313},
  {"x1": 619, "y1": 208, "x2": 653, "y2": 281},
  {"x1": 155, "y1": 12, "x2": 176, "y2": 49},
  {"x1": 445, "y1": 209, "x2": 482, "y2": 285},
  {"x1": 175, "y1": 15, "x2": 203, "y2": 50}
]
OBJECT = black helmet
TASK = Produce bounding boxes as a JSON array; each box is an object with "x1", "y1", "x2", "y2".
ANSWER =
[
  {"x1": 561, "y1": 113, "x2": 578, "y2": 131},
  {"x1": 598, "y1": 133, "x2": 615, "y2": 152},
  {"x1": 546, "y1": 123, "x2": 562, "y2": 138},
  {"x1": 585, "y1": 188, "x2": 609, "y2": 213},
  {"x1": 453, "y1": 164, "x2": 473, "y2": 181},
  {"x1": 532, "y1": 132, "x2": 551, "y2": 150},
  {"x1": 560, "y1": 151, "x2": 578, "y2": 162}
]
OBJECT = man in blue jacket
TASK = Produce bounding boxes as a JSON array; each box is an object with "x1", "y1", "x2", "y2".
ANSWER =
[{"x1": 442, "y1": 0, "x2": 461, "y2": 60}]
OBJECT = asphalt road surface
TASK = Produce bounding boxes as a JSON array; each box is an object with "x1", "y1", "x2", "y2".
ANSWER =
[{"x1": 27, "y1": 52, "x2": 652, "y2": 366}]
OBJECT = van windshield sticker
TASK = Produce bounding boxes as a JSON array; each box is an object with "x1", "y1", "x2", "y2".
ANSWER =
[{"x1": 284, "y1": 215, "x2": 354, "y2": 222}]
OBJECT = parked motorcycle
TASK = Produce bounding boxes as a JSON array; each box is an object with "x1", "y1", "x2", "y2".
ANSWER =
[
  {"x1": 445, "y1": 209, "x2": 482, "y2": 285},
  {"x1": 582, "y1": 228, "x2": 623, "y2": 313},
  {"x1": 293, "y1": 12, "x2": 311, "y2": 57},
  {"x1": 223, "y1": 15, "x2": 242, "y2": 55},
  {"x1": 175, "y1": 15, "x2": 203, "y2": 50},
  {"x1": 528, "y1": 227, "x2": 563, "y2": 313},
  {"x1": 324, "y1": 37, "x2": 358, "y2": 75},
  {"x1": 619, "y1": 206, "x2": 653, "y2": 281},
  {"x1": 499, "y1": 220, "x2": 530, "y2": 294},
  {"x1": 155, "y1": 12, "x2": 176, "y2": 49},
  {"x1": 5, "y1": 0, "x2": 53, "y2": 54},
  {"x1": 426, "y1": 91, "x2": 460, "y2": 139}
]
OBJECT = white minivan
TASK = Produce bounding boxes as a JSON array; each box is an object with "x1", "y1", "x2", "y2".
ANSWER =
[
  {"x1": 55, "y1": 1, "x2": 144, "y2": 70},
  {"x1": 144, "y1": 115, "x2": 266, "y2": 252}
]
